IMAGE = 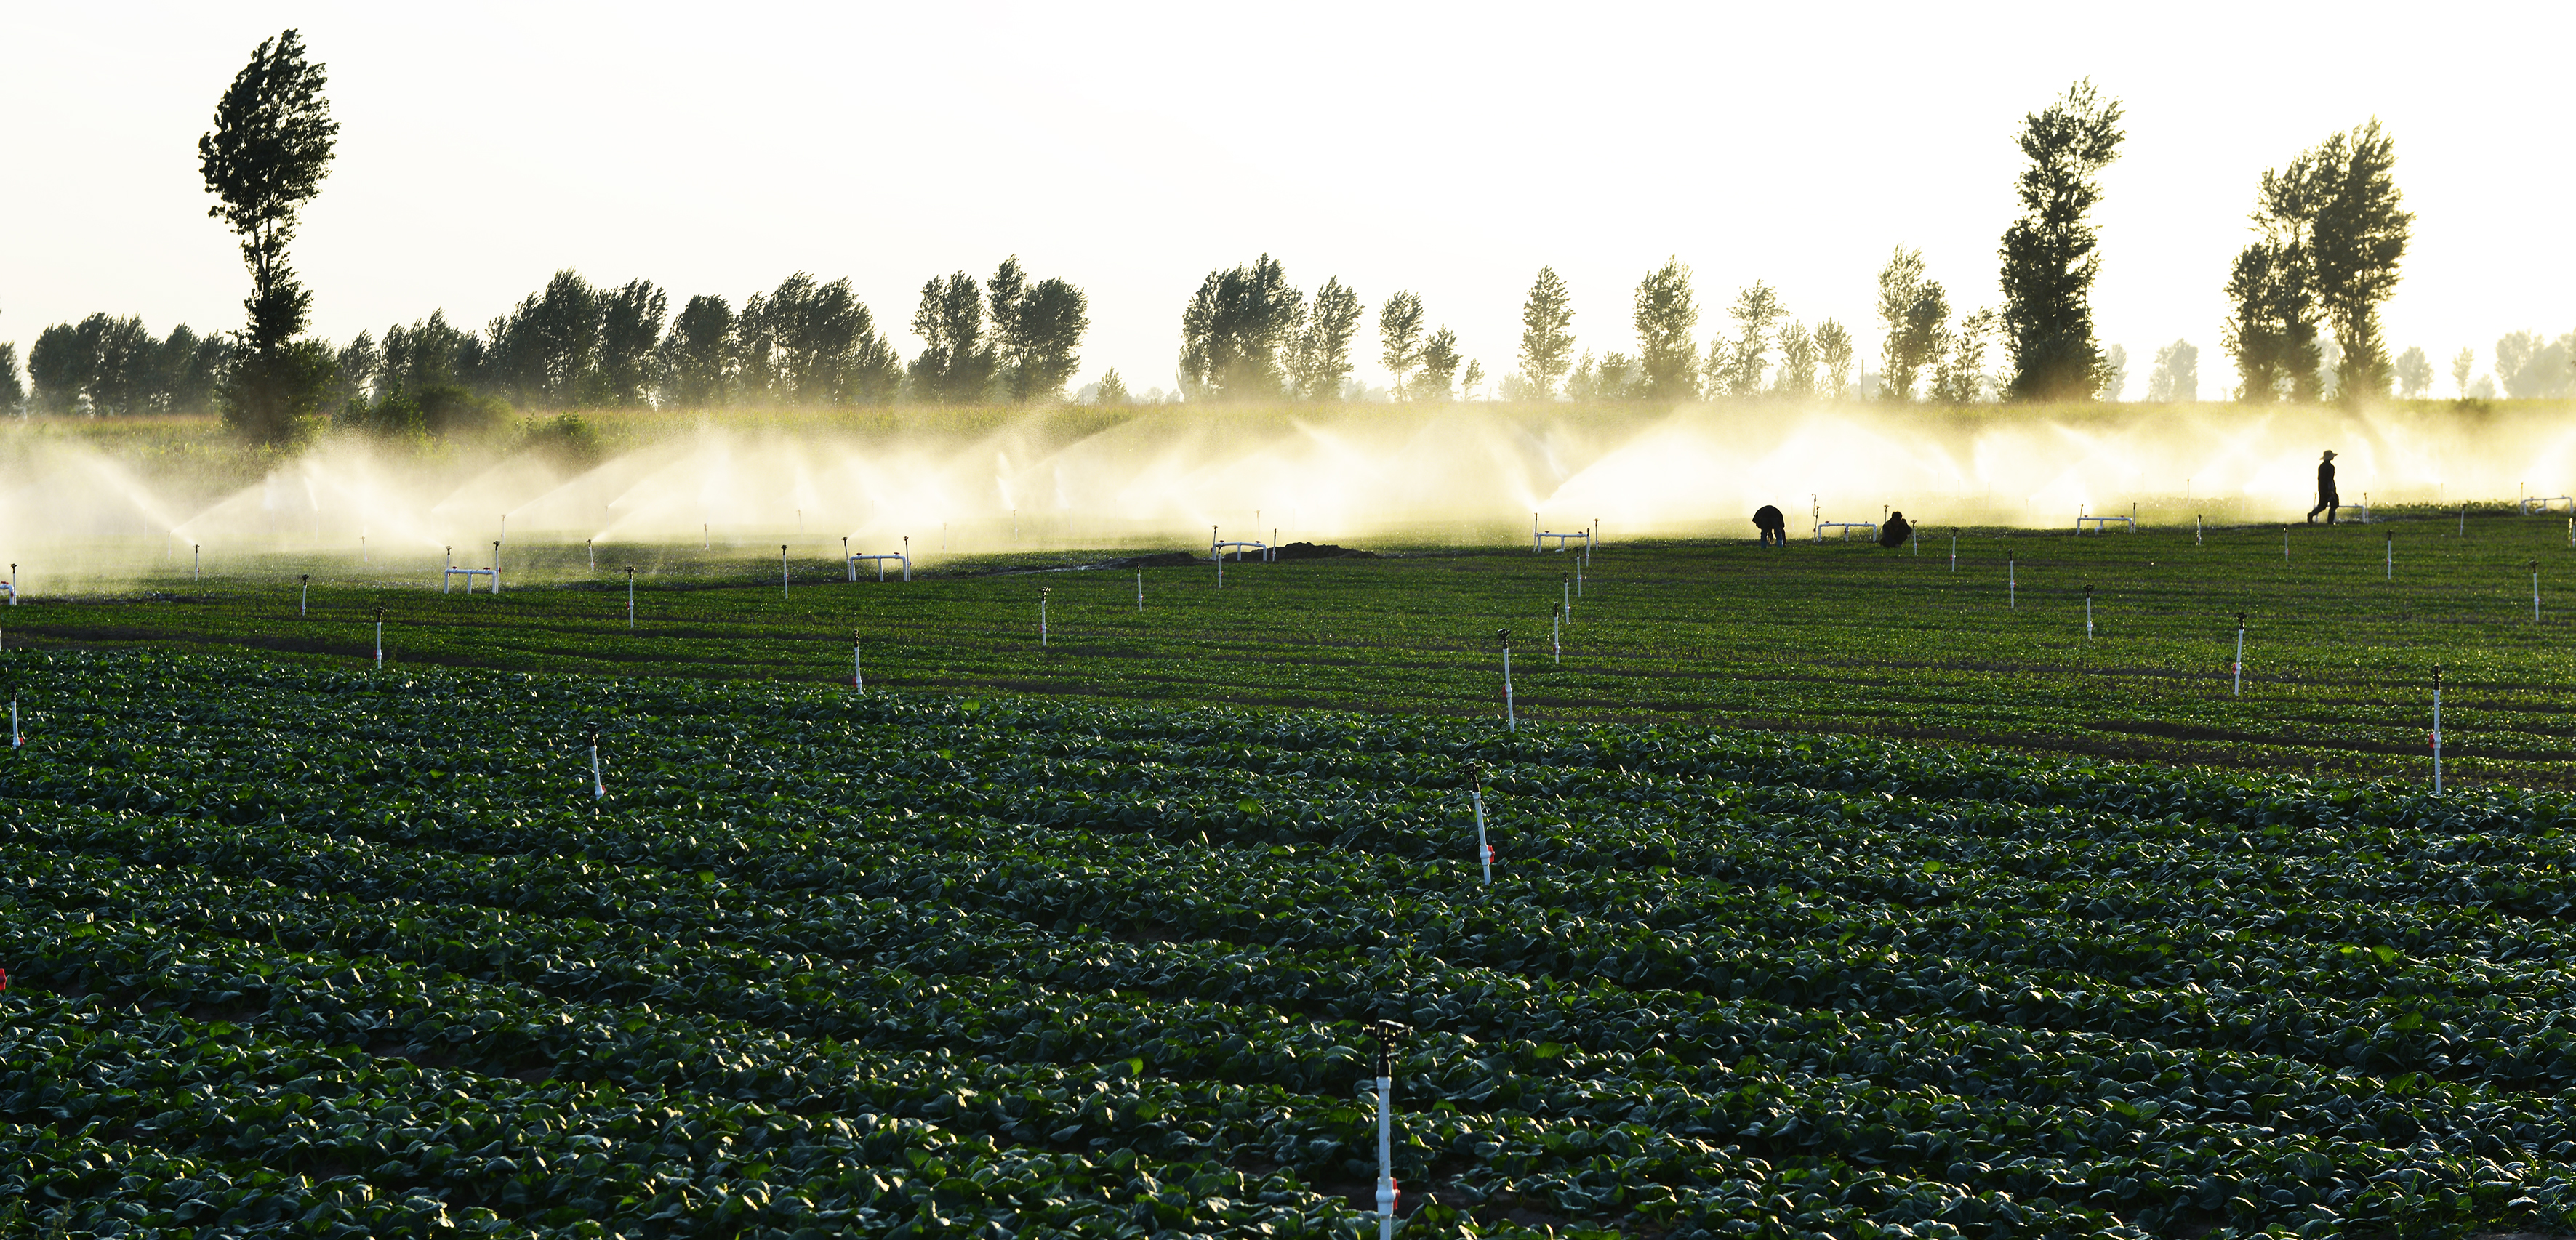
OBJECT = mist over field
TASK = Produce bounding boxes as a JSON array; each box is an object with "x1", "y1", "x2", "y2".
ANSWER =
[{"x1": 5, "y1": 398, "x2": 2570, "y2": 595}]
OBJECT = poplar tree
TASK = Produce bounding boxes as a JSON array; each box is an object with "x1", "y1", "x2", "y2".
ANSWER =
[
  {"x1": 198, "y1": 28, "x2": 339, "y2": 442},
  {"x1": 1285, "y1": 277, "x2": 1360, "y2": 400},
  {"x1": 1378, "y1": 291, "x2": 1425, "y2": 400},
  {"x1": 1997, "y1": 80, "x2": 2124, "y2": 401},
  {"x1": 1516, "y1": 267, "x2": 1575, "y2": 398},
  {"x1": 1632, "y1": 257, "x2": 1699, "y2": 402}
]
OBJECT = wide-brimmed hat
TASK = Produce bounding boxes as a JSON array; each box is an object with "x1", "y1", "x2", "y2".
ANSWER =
[{"x1": 2322, "y1": 450, "x2": 2338, "y2": 459}]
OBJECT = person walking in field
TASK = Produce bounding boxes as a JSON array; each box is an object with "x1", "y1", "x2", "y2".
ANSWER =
[
  {"x1": 1753, "y1": 504, "x2": 1787, "y2": 547},
  {"x1": 2308, "y1": 451, "x2": 2340, "y2": 524}
]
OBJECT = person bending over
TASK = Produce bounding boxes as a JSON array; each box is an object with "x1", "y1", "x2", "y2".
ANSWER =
[
  {"x1": 1753, "y1": 504, "x2": 1787, "y2": 547},
  {"x1": 2308, "y1": 451, "x2": 2339, "y2": 525},
  {"x1": 1878, "y1": 510, "x2": 1914, "y2": 549}
]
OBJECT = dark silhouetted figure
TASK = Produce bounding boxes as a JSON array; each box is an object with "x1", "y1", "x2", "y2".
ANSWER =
[
  {"x1": 1753, "y1": 504, "x2": 1786, "y2": 547},
  {"x1": 1878, "y1": 510, "x2": 1913, "y2": 549},
  {"x1": 2308, "y1": 451, "x2": 2338, "y2": 524}
]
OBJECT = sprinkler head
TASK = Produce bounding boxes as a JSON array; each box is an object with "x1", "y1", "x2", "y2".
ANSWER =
[{"x1": 1495, "y1": 628, "x2": 1509, "y2": 646}]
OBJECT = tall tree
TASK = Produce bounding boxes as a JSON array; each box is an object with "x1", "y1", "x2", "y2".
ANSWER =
[
  {"x1": 2392, "y1": 345, "x2": 2432, "y2": 399},
  {"x1": 1415, "y1": 326, "x2": 1462, "y2": 401},
  {"x1": 1931, "y1": 309, "x2": 1997, "y2": 404},
  {"x1": 2145, "y1": 339, "x2": 2200, "y2": 402},
  {"x1": 908, "y1": 272, "x2": 992, "y2": 403},
  {"x1": 597, "y1": 279, "x2": 669, "y2": 407},
  {"x1": 1814, "y1": 319, "x2": 1855, "y2": 399},
  {"x1": 1773, "y1": 321, "x2": 1816, "y2": 397},
  {"x1": 1285, "y1": 276, "x2": 1360, "y2": 401},
  {"x1": 986, "y1": 257, "x2": 1089, "y2": 403},
  {"x1": 1708, "y1": 281, "x2": 1785, "y2": 398},
  {"x1": 1378, "y1": 292, "x2": 1426, "y2": 400},
  {"x1": 198, "y1": 29, "x2": 339, "y2": 442},
  {"x1": 2308, "y1": 120, "x2": 2412, "y2": 400},
  {"x1": 739, "y1": 273, "x2": 899, "y2": 406},
  {"x1": 2101, "y1": 344, "x2": 2128, "y2": 400},
  {"x1": 1997, "y1": 80, "x2": 2124, "y2": 400},
  {"x1": 1516, "y1": 267, "x2": 1576, "y2": 399},
  {"x1": 331, "y1": 329, "x2": 378, "y2": 409},
  {"x1": 659, "y1": 295, "x2": 734, "y2": 408},
  {"x1": 0, "y1": 343, "x2": 21, "y2": 414},
  {"x1": 2451, "y1": 347, "x2": 2476, "y2": 398},
  {"x1": 2221, "y1": 239, "x2": 2317, "y2": 400},
  {"x1": 1176, "y1": 255, "x2": 1301, "y2": 400},
  {"x1": 1632, "y1": 257, "x2": 1699, "y2": 401},
  {"x1": 1874, "y1": 248, "x2": 1948, "y2": 400},
  {"x1": 379, "y1": 311, "x2": 476, "y2": 398},
  {"x1": 484, "y1": 270, "x2": 604, "y2": 408}
]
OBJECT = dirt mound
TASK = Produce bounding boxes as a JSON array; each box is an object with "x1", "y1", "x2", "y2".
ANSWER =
[{"x1": 1269, "y1": 542, "x2": 1376, "y2": 560}]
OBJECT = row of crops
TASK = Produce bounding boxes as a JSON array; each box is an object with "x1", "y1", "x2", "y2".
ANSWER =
[{"x1": 8, "y1": 648, "x2": 2576, "y2": 1236}]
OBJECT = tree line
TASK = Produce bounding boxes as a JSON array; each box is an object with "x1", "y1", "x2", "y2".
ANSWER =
[{"x1": 5, "y1": 38, "x2": 2574, "y2": 441}]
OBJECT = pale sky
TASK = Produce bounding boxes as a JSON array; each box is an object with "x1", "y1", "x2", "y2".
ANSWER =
[{"x1": 4, "y1": 1, "x2": 2569, "y2": 399}]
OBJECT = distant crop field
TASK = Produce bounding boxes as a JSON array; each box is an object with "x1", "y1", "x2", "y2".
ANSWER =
[{"x1": 15, "y1": 507, "x2": 2576, "y2": 786}]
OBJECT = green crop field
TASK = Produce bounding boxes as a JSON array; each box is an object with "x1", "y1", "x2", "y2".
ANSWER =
[{"x1": 9, "y1": 513, "x2": 2576, "y2": 1237}]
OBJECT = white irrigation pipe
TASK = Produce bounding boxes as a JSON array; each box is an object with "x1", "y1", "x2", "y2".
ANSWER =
[
  {"x1": 6, "y1": 563, "x2": 14, "y2": 607},
  {"x1": 1498, "y1": 629, "x2": 1515, "y2": 732},
  {"x1": 2535, "y1": 560, "x2": 2543, "y2": 621},
  {"x1": 374, "y1": 608, "x2": 385, "y2": 669},
  {"x1": 625, "y1": 567, "x2": 636, "y2": 630},
  {"x1": 2432, "y1": 665, "x2": 2444, "y2": 794},
  {"x1": 902, "y1": 536, "x2": 912, "y2": 582},
  {"x1": 843, "y1": 536, "x2": 852, "y2": 580},
  {"x1": 493, "y1": 541, "x2": 503, "y2": 595},
  {"x1": 589, "y1": 729, "x2": 606, "y2": 801},
  {"x1": 2386, "y1": 532, "x2": 2393, "y2": 580},
  {"x1": 588, "y1": 539, "x2": 595, "y2": 572},
  {"x1": 1471, "y1": 769, "x2": 1492, "y2": 885},
  {"x1": 1562, "y1": 572, "x2": 1572, "y2": 624},
  {"x1": 2084, "y1": 585, "x2": 2094, "y2": 640},
  {"x1": 2008, "y1": 554, "x2": 2016, "y2": 610},
  {"x1": 300, "y1": 574, "x2": 309, "y2": 616},
  {"x1": 1040, "y1": 588, "x2": 1051, "y2": 648},
  {"x1": 2284, "y1": 530, "x2": 2290, "y2": 562},
  {"x1": 1135, "y1": 572, "x2": 1143, "y2": 611},
  {"x1": 1950, "y1": 531, "x2": 1957, "y2": 572},
  {"x1": 9, "y1": 697, "x2": 18, "y2": 749},
  {"x1": 2233, "y1": 613, "x2": 2245, "y2": 697},
  {"x1": 854, "y1": 631, "x2": 864, "y2": 691},
  {"x1": 193, "y1": 544, "x2": 201, "y2": 582},
  {"x1": 782, "y1": 545, "x2": 790, "y2": 600},
  {"x1": 2196, "y1": 514, "x2": 2203, "y2": 547},
  {"x1": 1552, "y1": 604, "x2": 1561, "y2": 664},
  {"x1": 1374, "y1": 1027, "x2": 1400, "y2": 1240}
]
